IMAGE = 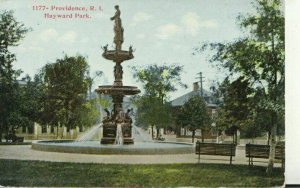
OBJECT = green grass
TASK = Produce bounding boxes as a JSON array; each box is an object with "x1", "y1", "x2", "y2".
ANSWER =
[{"x1": 0, "y1": 159, "x2": 284, "y2": 187}]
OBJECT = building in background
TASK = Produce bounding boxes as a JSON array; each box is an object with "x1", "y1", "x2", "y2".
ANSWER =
[{"x1": 170, "y1": 82, "x2": 218, "y2": 138}]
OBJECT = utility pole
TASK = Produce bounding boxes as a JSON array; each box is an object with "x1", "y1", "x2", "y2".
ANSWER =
[{"x1": 196, "y1": 72, "x2": 205, "y2": 97}]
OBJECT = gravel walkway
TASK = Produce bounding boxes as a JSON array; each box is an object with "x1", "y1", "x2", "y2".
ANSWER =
[{"x1": 0, "y1": 144, "x2": 281, "y2": 167}]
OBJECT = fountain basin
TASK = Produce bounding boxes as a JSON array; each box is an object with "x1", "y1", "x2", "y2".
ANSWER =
[
  {"x1": 102, "y1": 50, "x2": 133, "y2": 62},
  {"x1": 32, "y1": 140, "x2": 194, "y2": 155},
  {"x1": 96, "y1": 85, "x2": 140, "y2": 95}
]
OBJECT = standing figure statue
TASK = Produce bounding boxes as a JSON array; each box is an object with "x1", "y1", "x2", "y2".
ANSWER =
[
  {"x1": 114, "y1": 63, "x2": 123, "y2": 81},
  {"x1": 111, "y1": 5, "x2": 124, "y2": 51}
]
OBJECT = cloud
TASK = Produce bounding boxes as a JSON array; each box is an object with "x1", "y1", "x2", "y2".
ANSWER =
[
  {"x1": 199, "y1": 20, "x2": 218, "y2": 28},
  {"x1": 39, "y1": 29, "x2": 78, "y2": 44},
  {"x1": 156, "y1": 24, "x2": 181, "y2": 40},
  {"x1": 58, "y1": 31, "x2": 78, "y2": 43},
  {"x1": 181, "y1": 12, "x2": 218, "y2": 36},
  {"x1": 155, "y1": 13, "x2": 218, "y2": 40},
  {"x1": 39, "y1": 28, "x2": 58, "y2": 42},
  {"x1": 131, "y1": 12, "x2": 152, "y2": 26},
  {"x1": 182, "y1": 12, "x2": 201, "y2": 36}
]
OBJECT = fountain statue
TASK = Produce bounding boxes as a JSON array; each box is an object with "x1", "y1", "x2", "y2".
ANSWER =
[{"x1": 96, "y1": 5, "x2": 140, "y2": 144}]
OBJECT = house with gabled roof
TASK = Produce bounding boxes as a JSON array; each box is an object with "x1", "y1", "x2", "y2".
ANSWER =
[{"x1": 170, "y1": 82, "x2": 218, "y2": 138}]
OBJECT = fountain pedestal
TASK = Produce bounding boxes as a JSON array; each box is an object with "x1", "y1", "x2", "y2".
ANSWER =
[
  {"x1": 96, "y1": 5, "x2": 140, "y2": 145},
  {"x1": 101, "y1": 122, "x2": 133, "y2": 144}
]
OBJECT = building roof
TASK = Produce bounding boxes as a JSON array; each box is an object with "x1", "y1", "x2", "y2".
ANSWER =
[
  {"x1": 171, "y1": 88, "x2": 218, "y2": 108},
  {"x1": 17, "y1": 80, "x2": 27, "y2": 86}
]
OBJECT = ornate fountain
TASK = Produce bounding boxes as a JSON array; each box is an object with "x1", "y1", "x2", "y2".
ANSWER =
[
  {"x1": 96, "y1": 5, "x2": 140, "y2": 144},
  {"x1": 31, "y1": 5, "x2": 194, "y2": 154}
]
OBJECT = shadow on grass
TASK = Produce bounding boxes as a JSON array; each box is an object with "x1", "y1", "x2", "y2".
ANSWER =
[{"x1": 0, "y1": 159, "x2": 284, "y2": 187}]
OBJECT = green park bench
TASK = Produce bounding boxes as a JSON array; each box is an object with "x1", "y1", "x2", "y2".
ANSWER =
[
  {"x1": 245, "y1": 143, "x2": 285, "y2": 168},
  {"x1": 196, "y1": 141, "x2": 236, "y2": 164}
]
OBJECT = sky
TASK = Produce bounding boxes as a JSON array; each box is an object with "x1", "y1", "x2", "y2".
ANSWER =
[{"x1": 0, "y1": 0, "x2": 255, "y2": 100}]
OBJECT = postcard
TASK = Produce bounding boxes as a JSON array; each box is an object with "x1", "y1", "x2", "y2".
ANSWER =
[{"x1": 0, "y1": 0, "x2": 298, "y2": 187}]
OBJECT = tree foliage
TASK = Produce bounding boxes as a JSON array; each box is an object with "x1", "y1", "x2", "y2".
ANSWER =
[
  {"x1": 0, "y1": 10, "x2": 29, "y2": 140},
  {"x1": 40, "y1": 55, "x2": 94, "y2": 132},
  {"x1": 177, "y1": 95, "x2": 211, "y2": 143},
  {"x1": 196, "y1": 0, "x2": 284, "y2": 174},
  {"x1": 132, "y1": 64, "x2": 186, "y2": 138},
  {"x1": 132, "y1": 64, "x2": 187, "y2": 102},
  {"x1": 134, "y1": 95, "x2": 172, "y2": 137}
]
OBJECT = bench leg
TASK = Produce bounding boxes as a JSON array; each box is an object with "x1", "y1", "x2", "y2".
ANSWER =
[{"x1": 248, "y1": 155, "x2": 251, "y2": 166}]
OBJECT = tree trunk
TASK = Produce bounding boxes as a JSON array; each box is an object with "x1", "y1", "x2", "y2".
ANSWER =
[
  {"x1": 184, "y1": 127, "x2": 187, "y2": 136},
  {"x1": 176, "y1": 126, "x2": 181, "y2": 137},
  {"x1": 201, "y1": 129, "x2": 204, "y2": 142},
  {"x1": 234, "y1": 130, "x2": 238, "y2": 145},
  {"x1": 0, "y1": 128, "x2": 2, "y2": 142},
  {"x1": 192, "y1": 130, "x2": 195, "y2": 143},
  {"x1": 61, "y1": 125, "x2": 64, "y2": 139},
  {"x1": 266, "y1": 126, "x2": 277, "y2": 175},
  {"x1": 56, "y1": 125, "x2": 59, "y2": 139},
  {"x1": 267, "y1": 130, "x2": 271, "y2": 145},
  {"x1": 151, "y1": 125, "x2": 154, "y2": 139},
  {"x1": 0, "y1": 118, "x2": 2, "y2": 142},
  {"x1": 266, "y1": 115, "x2": 278, "y2": 175},
  {"x1": 156, "y1": 128, "x2": 160, "y2": 138}
]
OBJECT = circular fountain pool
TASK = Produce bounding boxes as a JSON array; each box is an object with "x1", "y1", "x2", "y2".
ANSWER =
[{"x1": 31, "y1": 140, "x2": 194, "y2": 155}]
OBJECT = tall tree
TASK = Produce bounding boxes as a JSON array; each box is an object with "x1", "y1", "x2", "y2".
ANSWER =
[
  {"x1": 41, "y1": 55, "x2": 92, "y2": 134},
  {"x1": 218, "y1": 77, "x2": 255, "y2": 144},
  {"x1": 196, "y1": 0, "x2": 284, "y2": 174},
  {"x1": 134, "y1": 95, "x2": 172, "y2": 139},
  {"x1": 17, "y1": 75, "x2": 45, "y2": 133},
  {"x1": 0, "y1": 10, "x2": 29, "y2": 141},
  {"x1": 132, "y1": 64, "x2": 187, "y2": 103},
  {"x1": 132, "y1": 64, "x2": 186, "y2": 137},
  {"x1": 178, "y1": 95, "x2": 211, "y2": 143}
]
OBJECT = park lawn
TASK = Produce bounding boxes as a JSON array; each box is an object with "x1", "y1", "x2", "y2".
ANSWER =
[{"x1": 0, "y1": 159, "x2": 284, "y2": 187}]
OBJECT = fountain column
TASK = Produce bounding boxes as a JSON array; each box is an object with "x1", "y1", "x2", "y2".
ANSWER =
[{"x1": 96, "y1": 5, "x2": 140, "y2": 144}]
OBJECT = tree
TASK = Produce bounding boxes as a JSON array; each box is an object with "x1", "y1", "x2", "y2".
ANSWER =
[
  {"x1": 16, "y1": 75, "x2": 46, "y2": 133},
  {"x1": 178, "y1": 96, "x2": 211, "y2": 143},
  {"x1": 132, "y1": 64, "x2": 187, "y2": 103},
  {"x1": 0, "y1": 10, "x2": 29, "y2": 141},
  {"x1": 134, "y1": 95, "x2": 172, "y2": 139},
  {"x1": 72, "y1": 99, "x2": 99, "y2": 132},
  {"x1": 40, "y1": 55, "x2": 92, "y2": 135},
  {"x1": 196, "y1": 0, "x2": 284, "y2": 174},
  {"x1": 217, "y1": 77, "x2": 255, "y2": 144},
  {"x1": 132, "y1": 64, "x2": 186, "y2": 137}
]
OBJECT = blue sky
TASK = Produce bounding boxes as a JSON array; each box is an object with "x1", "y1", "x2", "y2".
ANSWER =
[{"x1": 0, "y1": 0, "x2": 255, "y2": 99}]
